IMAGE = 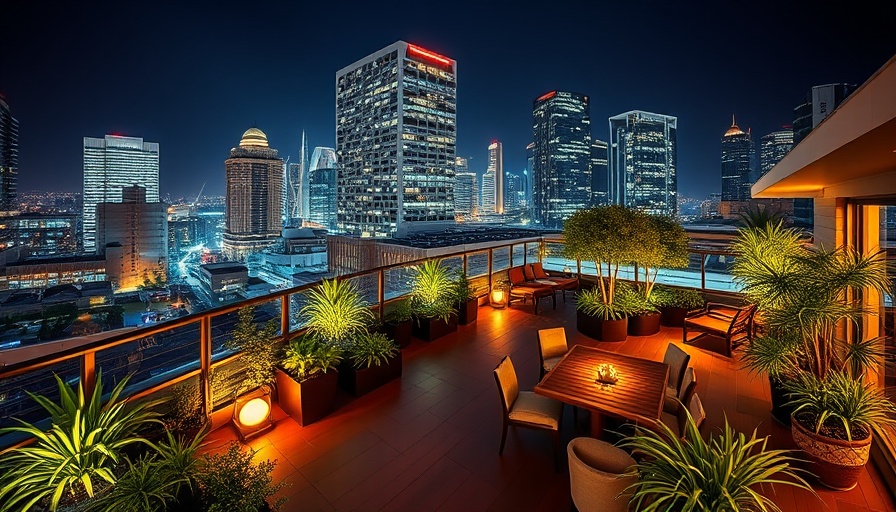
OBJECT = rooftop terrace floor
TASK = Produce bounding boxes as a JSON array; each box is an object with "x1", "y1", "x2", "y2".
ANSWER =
[{"x1": 202, "y1": 299, "x2": 895, "y2": 511}]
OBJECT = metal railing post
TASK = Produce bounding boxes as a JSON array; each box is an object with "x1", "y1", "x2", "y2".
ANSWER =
[
  {"x1": 80, "y1": 352, "x2": 96, "y2": 398},
  {"x1": 199, "y1": 316, "x2": 212, "y2": 420},
  {"x1": 378, "y1": 269, "x2": 385, "y2": 320},
  {"x1": 280, "y1": 294, "x2": 290, "y2": 339},
  {"x1": 700, "y1": 254, "x2": 707, "y2": 291}
]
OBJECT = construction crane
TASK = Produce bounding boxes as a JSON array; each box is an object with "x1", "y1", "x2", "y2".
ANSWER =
[{"x1": 191, "y1": 181, "x2": 206, "y2": 208}]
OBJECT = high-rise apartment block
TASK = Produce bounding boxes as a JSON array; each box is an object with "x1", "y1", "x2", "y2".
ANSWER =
[
  {"x1": 82, "y1": 135, "x2": 159, "y2": 253},
  {"x1": 532, "y1": 91, "x2": 592, "y2": 228},
  {"x1": 336, "y1": 41, "x2": 457, "y2": 237},
  {"x1": 96, "y1": 185, "x2": 167, "y2": 290},
  {"x1": 223, "y1": 128, "x2": 284, "y2": 261},
  {"x1": 0, "y1": 94, "x2": 19, "y2": 214},
  {"x1": 454, "y1": 172, "x2": 477, "y2": 221},
  {"x1": 590, "y1": 139, "x2": 609, "y2": 206},
  {"x1": 481, "y1": 172, "x2": 496, "y2": 215},
  {"x1": 608, "y1": 111, "x2": 678, "y2": 216},
  {"x1": 759, "y1": 128, "x2": 793, "y2": 178},
  {"x1": 504, "y1": 171, "x2": 525, "y2": 212},
  {"x1": 307, "y1": 147, "x2": 338, "y2": 231},
  {"x1": 720, "y1": 116, "x2": 754, "y2": 202},
  {"x1": 485, "y1": 141, "x2": 504, "y2": 214}
]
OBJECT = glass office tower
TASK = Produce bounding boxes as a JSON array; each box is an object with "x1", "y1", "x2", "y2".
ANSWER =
[
  {"x1": 454, "y1": 172, "x2": 477, "y2": 221},
  {"x1": 532, "y1": 91, "x2": 592, "y2": 228},
  {"x1": 336, "y1": 41, "x2": 457, "y2": 237},
  {"x1": 608, "y1": 111, "x2": 678, "y2": 216},
  {"x1": 307, "y1": 147, "x2": 338, "y2": 231},
  {"x1": 759, "y1": 128, "x2": 793, "y2": 178},
  {"x1": 719, "y1": 116, "x2": 755, "y2": 202},
  {"x1": 82, "y1": 135, "x2": 160, "y2": 253},
  {"x1": 0, "y1": 95, "x2": 18, "y2": 214},
  {"x1": 590, "y1": 139, "x2": 609, "y2": 206},
  {"x1": 486, "y1": 141, "x2": 504, "y2": 214}
]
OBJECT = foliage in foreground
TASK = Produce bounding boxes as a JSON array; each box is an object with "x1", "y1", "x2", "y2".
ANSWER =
[
  {"x1": 281, "y1": 335, "x2": 343, "y2": 381},
  {"x1": 619, "y1": 409, "x2": 813, "y2": 512},
  {"x1": 197, "y1": 442, "x2": 286, "y2": 512}
]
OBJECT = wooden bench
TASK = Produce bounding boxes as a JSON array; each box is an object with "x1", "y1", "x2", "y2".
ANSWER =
[{"x1": 682, "y1": 303, "x2": 757, "y2": 357}]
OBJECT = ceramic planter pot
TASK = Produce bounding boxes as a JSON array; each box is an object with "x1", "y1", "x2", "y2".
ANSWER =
[
  {"x1": 412, "y1": 314, "x2": 458, "y2": 342},
  {"x1": 338, "y1": 353, "x2": 402, "y2": 397},
  {"x1": 628, "y1": 312, "x2": 661, "y2": 336},
  {"x1": 275, "y1": 368, "x2": 339, "y2": 427},
  {"x1": 791, "y1": 413, "x2": 872, "y2": 491},
  {"x1": 457, "y1": 297, "x2": 479, "y2": 325},
  {"x1": 378, "y1": 318, "x2": 413, "y2": 348},
  {"x1": 576, "y1": 310, "x2": 628, "y2": 342},
  {"x1": 659, "y1": 306, "x2": 690, "y2": 327}
]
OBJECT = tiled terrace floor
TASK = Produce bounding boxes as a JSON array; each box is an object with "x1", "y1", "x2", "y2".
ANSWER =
[{"x1": 202, "y1": 300, "x2": 895, "y2": 511}]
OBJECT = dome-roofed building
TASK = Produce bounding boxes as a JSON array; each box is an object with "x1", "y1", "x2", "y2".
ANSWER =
[
  {"x1": 724, "y1": 116, "x2": 746, "y2": 137},
  {"x1": 720, "y1": 114, "x2": 754, "y2": 202},
  {"x1": 239, "y1": 127, "x2": 269, "y2": 148}
]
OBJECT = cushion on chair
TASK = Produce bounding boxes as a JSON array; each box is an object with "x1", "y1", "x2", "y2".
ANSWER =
[
  {"x1": 538, "y1": 327, "x2": 568, "y2": 360},
  {"x1": 663, "y1": 393, "x2": 681, "y2": 415},
  {"x1": 494, "y1": 357, "x2": 519, "y2": 412},
  {"x1": 508, "y1": 266, "x2": 526, "y2": 285},
  {"x1": 509, "y1": 391, "x2": 562, "y2": 429},
  {"x1": 531, "y1": 262, "x2": 550, "y2": 279},
  {"x1": 523, "y1": 264, "x2": 536, "y2": 281},
  {"x1": 685, "y1": 314, "x2": 732, "y2": 334},
  {"x1": 543, "y1": 356, "x2": 563, "y2": 374}
]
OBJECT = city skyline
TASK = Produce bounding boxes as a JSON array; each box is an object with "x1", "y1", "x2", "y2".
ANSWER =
[{"x1": 2, "y1": 2, "x2": 895, "y2": 201}]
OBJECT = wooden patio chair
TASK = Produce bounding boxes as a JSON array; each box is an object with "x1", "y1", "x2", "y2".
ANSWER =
[
  {"x1": 529, "y1": 262, "x2": 578, "y2": 302},
  {"x1": 683, "y1": 303, "x2": 757, "y2": 357}
]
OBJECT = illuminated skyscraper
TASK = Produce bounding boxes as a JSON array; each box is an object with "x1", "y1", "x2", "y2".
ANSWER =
[
  {"x1": 82, "y1": 135, "x2": 160, "y2": 253},
  {"x1": 286, "y1": 131, "x2": 309, "y2": 225},
  {"x1": 504, "y1": 171, "x2": 524, "y2": 211},
  {"x1": 485, "y1": 141, "x2": 504, "y2": 214},
  {"x1": 759, "y1": 128, "x2": 793, "y2": 178},
  {"x1": 608, "y1": 111, "x2": 678, "y2": 216},
  {"x1": 532, "y1": 91, "x2": 592, "y2": 228},
  {"x1": 307, "y1": 147, "x2": 338, "y2": 231},
  {"x1": 719, "y1": 116, "x2": 754, "y2": 202},
  {"x1": 336, "y1": 41, "x2": 457, "y2": 237},
  {"x1": 454, "y1": 172, "x2": 477, "y2": 221},
  {"x1": 0, "y1": 95, "x2": 18, "y2": 214},
  {"x1": 223, "y1": 128, "x2": 284, "y2": 260},
  {"x1": 525, "y1": 142, "x2": 535, "y2": 212},
  {"x1": 590, "y1": 139, "x2": 609, "y2": 206},
  {"x1": 481, "y1": 172, "x2": 496, "y2": 215}
]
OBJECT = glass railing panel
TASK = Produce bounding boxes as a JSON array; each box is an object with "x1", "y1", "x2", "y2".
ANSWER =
[
  {"x1": 466, "y1": 251, "x2": 488, "y2": 278},
  {"x1": 384, "y1": 265, "x2": 416, "y2": 301},
  {"x1": 210, "y1": 357, "x2": 249, "y2": 408},
  {"x1": 512, "y1": 244, "x2": 525, "y2": 267},
  {"x1": 492, "y1": 247, "x2": 510, "y2": 272},
  {"x1": 346, "y1": 273, "x2": 378, "y2": 306},
  {"x1": 210, "y1": 298, "x2": 280, "y2": 363},
  {"x1": 526, "y1": 242, "x2": 540, "y2": 263},
  {"x1": 442, "y1": 256, "x2": 463, "y2": 274},
  {"x1": 703, "y1": 253, "x2": 740, "y2": 292},
  {"x1": 289, "y1": 290, "x2": 311, "y2": 332},
  {"x1": 156, "y1": 373, "x2": 203, "y2": 435},
  {"x1": 95, "y1": 320, "x2": 202, "y2": 398},
  {"x1": 0, "y1": 359, "x2": 80, "y2": 438}
]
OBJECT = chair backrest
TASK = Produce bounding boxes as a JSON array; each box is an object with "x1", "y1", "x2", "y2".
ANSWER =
[
  {"x1": 494, "y1": 356, "x2": 519, "y2": 415},
  {"x1": 531, "y1": 262, "x2": 549, "y2": 280},
  {"x1": 538, "y1": 327, "x2": 569, "y2": 362},
  {"x1": 508, "y1": 266, "x2": 526, "y2": 286},
  {"x1": 523, "y1": 264, "x2": 536, "y2": 281},
  {"x1": 676, "y1": 393, "x2": 706, "y2": 438},
  {"x1": 662, "y1": 343, "x2": 691, "y2": 393},
  {"x1": 728, "y1": 304, "x2": 757, "y2": 336},
  {"x1": 678, "y1": 367, "x2": 697, "y2": 403},
  {"x1": 567, "y1": 437, "x2": 637, "y2": 512}
]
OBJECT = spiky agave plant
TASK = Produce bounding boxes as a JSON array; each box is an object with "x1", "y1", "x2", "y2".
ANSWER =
[
  {"x1": 0, "y1": 373, "x2": 162, "y2": 512},
  {"x1": 410, "y1": 259, "x2": 457, "y2": 322},
  {"x1": 619, "y1": 409, "x2": 813, "y2": 511},
  {"x1": 299, "y1": 278, "x2": 374, "y2": 348}
]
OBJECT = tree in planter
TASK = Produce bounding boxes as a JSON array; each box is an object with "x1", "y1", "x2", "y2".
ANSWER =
[
  {"x1": 635, "y1": 215, "x2": 691, "y2": 303},
  {"x1": 620, "y1": 409, "x2": 813, "y2": 511},
  {"x1": 299, "y1": 278, "x2": 374, "y2": 349},
  {"x1": 0, "y1": 373, "x2": 163, "y2": 512},
  {"x1": 224, "y1": 306, "x2": 279, "y2": 396},
  {"x1": 564, "y1": 205, "x2": 644, "y2": 319},
  {"x1": 410, "y1": 259, "x2": 457, "y2": 322}
]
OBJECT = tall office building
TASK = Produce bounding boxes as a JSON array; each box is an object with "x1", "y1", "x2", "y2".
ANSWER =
[
  {"x1": 336, "y1": 41, "x2": 457, "y2": 237},
  {"x1": 486, "y1": 141, "x2": 504, "y2": 214},
  {"x1": 504, "y1": 171, "x2": 525, "y2": 211},
  {"x1": 759, "y1": 128, "x2": 793, "y2": 178},
  {"x1": 223, "y1": 128, "x2": 284, "y2": 261},
  {"x1": 590, "y1": 139, "x2": 609, "y2": 206},
  {"x1": 454, "y1": 172, "x2": 478, "y2": 221},
  {"x1": 481, "y1": 172, "x2": 496, "y2": 215},
  {"x1": 0, "y1": 95, "x2": 18, "y2": 214},
  {"x1": 608, "y1": 111, "x2": 678, "y2": 216},
  {"x1": 532, "y1": 91, "x2": 592, "y2": 228},
  {"x1": 96, "y1": 185, "x2": 167, "y2": 290},
  {"x1": 82, "y1": 135, "x2": 159, "y2": 253},
  {"x1": 525, "y1": 142, "x2": 535, "y2": 212},
  {"x1": 719, "y1": 116, "x2": 755, "y2": 202},
  {"x1": 285, "y1": 131, "x2": 309, "y2": 225},
  {"x1": 307, "y1": 147, "x2": 338, "y2": 231},
  {"x1": 792, "y1": 84, "x2": 857, "y2": 226}
]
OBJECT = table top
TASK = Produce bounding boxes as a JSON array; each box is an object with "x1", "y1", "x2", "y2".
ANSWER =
[{"x1": 534, "y1": 345, "x2": 669, "y2": 423}]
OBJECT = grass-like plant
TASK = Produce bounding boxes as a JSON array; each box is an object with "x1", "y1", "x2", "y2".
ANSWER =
[
  {"x1": 281, "y1": 336, "x2": 342, "y2": 381},
  {"x1": 300, "y1": 278, "x2": 374, "y2": 348},
  {"x1": 576, "y1": 282, "x2": 645, "y2": 320},
  {"x1": 224, "y1": 306, "x2": 279, "y2": 395},
  {"x1": 85, "y1": 455, "x2": 183, "y2": 512},
  {"x1": 649, "y1": 285, "x2": 704, "y2": 310},
  {"x1": 620, "y1": 409, "x2": 813, "y2": 511},
  {"x1": 410, "y1": 259, "x2": 457, "y2": 322},
  {"x1": 196, "y1": 442, "x2": 287, "y2": 512},
  {"x1": 785, "y1": 371, "x2": 896, "y2": 441},
  {"x1": 155, "y1": 428, "x2": 206, "y2": 498},
  {"x1": 0, "y1": 373, "x2": 162, "y2": 512},
  {"x1": 348, "y1": 331, "x2": 399, "y2": 369}
]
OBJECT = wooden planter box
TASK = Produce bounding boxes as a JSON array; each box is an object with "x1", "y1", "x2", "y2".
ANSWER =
[
  {"x1": 338, "y1": 353, "x2": 402, "y2": 397},
  {"x1": 628, "y1": 312, "x2": 661, "y2": 336},
  {"x1": 275, "y1": 368, "x2": 339, "y2": 427},
  {"x1": 576, "y1": 310, "x2": 628, "y2": 342},
  {"x1": 412, "y1": 314, "x2": 458, "y2": 342},
  {"x1": 378, "y1": 318, "x2": 413, "y2": 348},
  {"x1": 791, "y1": 413, "x2": 872, "y2": 491},
  {"x1": 659, "y1": 306, "x2": 690, "y2": 327},
  {"x1": 457, "y1": 298, "x2": 479, "y2": 325}
]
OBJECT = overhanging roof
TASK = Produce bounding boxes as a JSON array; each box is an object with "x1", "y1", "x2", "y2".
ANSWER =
[{"x1": 752, "y1": 54, "x2": 896, "y2": 200}]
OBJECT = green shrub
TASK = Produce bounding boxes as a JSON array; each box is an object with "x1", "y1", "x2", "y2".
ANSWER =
[
  {"x1": 196, "y1": 442, "x2": 286, "y2": 512},
  {"x1": 649, "y1": 285, "x2": 704, "y2": 310},
  {"x1": 348, "y1": 331, "x2": 399, "y2": 369},
  {"x1": 281, "y1": 336, "x2": 342, "y2": 381}
]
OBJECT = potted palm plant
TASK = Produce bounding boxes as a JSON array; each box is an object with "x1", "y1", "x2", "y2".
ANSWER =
[
  {"x1": 621, "y1": 408, "x2": 813, "y2": 511},
  {"x1": 298, "y1": 278, "x2": 375, "y2": 350},
  {"x1": 453, "y1": 270, "x2": 479, "y2": 325},
  {"x1": 410, "y1": 259, "x2": 459, "y2": 342},
  {"x1": 377, "y1": 299, "x2": 414, "y2": 348},
  {"x1": 276, "y1": 336, "x2": 342, "y2": 426},
  {"x1": 650, "y1": 285, "x2": 704, "y2": 327},
  {"x1": 629, "y1": 215, "x2": 691, "y2": 336},
  {"x1": 731, "y1": 221, "x2": 893, "y2": 490},
  {"x1": 338, "y1": 331, "x2": 401, "y2": 396},
  {"x1": 565, "y1": 205, "x2": 642, "y2": 342}
]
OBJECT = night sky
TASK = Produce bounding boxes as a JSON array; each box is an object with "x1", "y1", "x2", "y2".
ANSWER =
[{"x1": 3, "y1": 1, "x2": 895, "y2": 200}]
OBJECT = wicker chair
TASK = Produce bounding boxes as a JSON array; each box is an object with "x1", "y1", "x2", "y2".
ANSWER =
[
  {"x1": 567, "y1": 437, "x2": 637, "y2": 512},
  {"x1": 494, "y1": 356, "x2": 564, "y2": 471},
  {"x1": 662, "y1": 343, "x2": 691, "y2": 403},
  {"x1": 537, "y1": 327, "x2": 569, "y2": 379},
  {"x1": 663, "y1": 367, "x2": 696, "y2": 415}
]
